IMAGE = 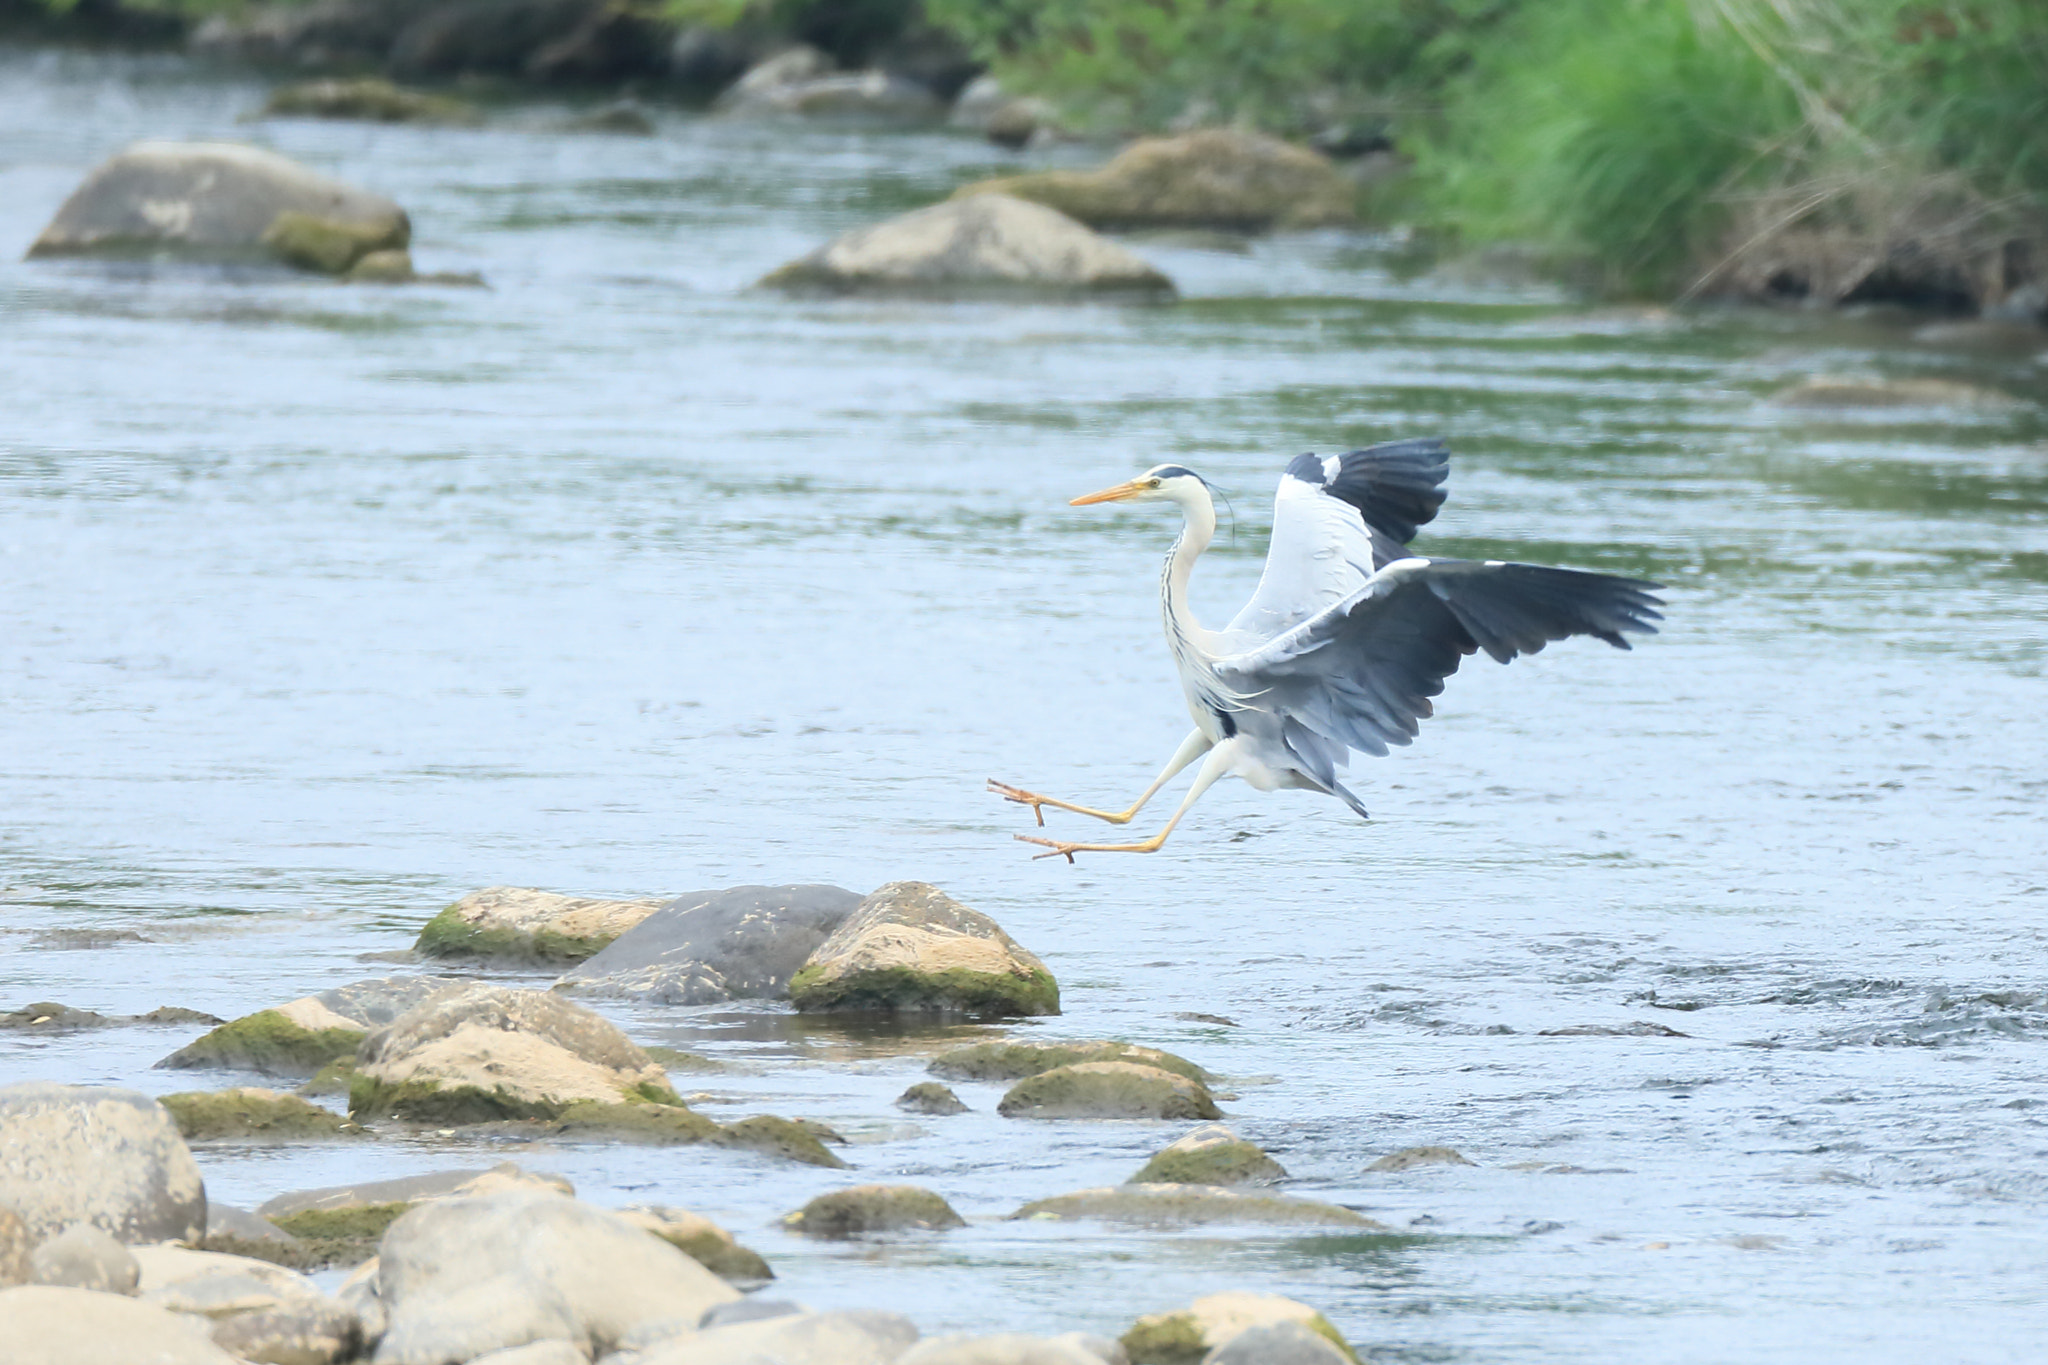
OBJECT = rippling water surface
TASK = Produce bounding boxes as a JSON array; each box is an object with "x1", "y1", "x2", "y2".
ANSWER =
[{"x1": 3, "y1": 48, "x2": 2047, "y2": 1364}]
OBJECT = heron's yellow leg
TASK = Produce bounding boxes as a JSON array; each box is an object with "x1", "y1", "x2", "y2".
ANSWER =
[
  {"x1": 1017, "y1": 741, "x2": 1234, "y2": 862},
  {"x1": 989, "y1": 730, "x2": 1210, "y2": 827}
]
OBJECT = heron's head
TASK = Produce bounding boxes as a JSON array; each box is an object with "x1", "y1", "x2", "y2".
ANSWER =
[{"x1": 1070, "y1": 464, "x2": 1209, "y2": 507}]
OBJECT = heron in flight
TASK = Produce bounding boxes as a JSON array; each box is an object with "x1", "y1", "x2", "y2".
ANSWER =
[{"x1": 990, "y1": 439, "x2": 1662, "y2": 860}]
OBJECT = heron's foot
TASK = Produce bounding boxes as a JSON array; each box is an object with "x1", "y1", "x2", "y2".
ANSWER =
[
  {"x1": 1015, "y1": 834, "x2": 1078, "y2": 863},
  {"x1": 987, "y1": 779, "x2": 1048, "y2": 827},
  {"x1": 1016, "y1": 833, "x2": 1164, "y2": 862}
]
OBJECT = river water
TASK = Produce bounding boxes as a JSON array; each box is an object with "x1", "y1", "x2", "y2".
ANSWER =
[{"x1": 3, "y1": 47, "x2": 2046, "y2": 1365}]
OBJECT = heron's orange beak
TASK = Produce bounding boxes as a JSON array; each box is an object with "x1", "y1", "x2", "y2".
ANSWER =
[{"x1": 1070, "y1": 479, "x2": 1148, "y2": 506}]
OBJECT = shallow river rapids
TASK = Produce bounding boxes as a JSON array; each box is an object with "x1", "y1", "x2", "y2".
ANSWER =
[{"x1": 3, "y1": 47, "x2": 2047, "y2": 1365}]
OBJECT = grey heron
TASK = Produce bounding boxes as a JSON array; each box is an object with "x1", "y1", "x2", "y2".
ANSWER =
[{"x1": 990, "y1": 439, "x2": 1663, "y2": 860}]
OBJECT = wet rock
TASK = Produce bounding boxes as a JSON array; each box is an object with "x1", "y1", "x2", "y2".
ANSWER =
[
  {"x1": 0, "y1": 1206, "x2": 29, "y2": 1286},
  {"x1": 160, "y1": 976, "x2": 464, "y2": 1076},
  {"x1": 1013, "y1": 1185, "x2": 1383, "y2": 1231},
  {"x1": 565, "y1": 99, "x2": 656, "y2": 135},
  {"x1": 949, "y1": 75, "x2": 1058, "y2": 149},
  {"x1": 27, "y1": 142, "x2": 409, "y2": 274},
  {"x1": 760, "y1": 196, "x2": 1172, "y2": 302},
  {"x1": 549, "y1": 1098, "x2": 725, "y2": 1145},
  {"x1": 2, "y1": 1000, "x2": 223, "y2": 1031},
  {"x1": 903, "y1": 1334, "x2": 1118, "y2": 1365},
  {"x1": 259, "y1": 1161, "x2": 573, "y2": 1220},
  {"x1": 1122, "y1": 1293, "x2": 1357, "y2": 1365},
  {"x1": 1133, "y1": 1124, "x2": 1285, "y2": 1186},
  {"x1": 955, "y1": 129, "x2": 1356, "y2": 232},
  {"x1": 209, "y1": 1293, "x2": 362, "y2": 1365},
  {"x1": 375, "y1": 1189, "x2": 738, "y2": 1364},
  {"x1": 1537, "y1": 1021, "x2": 1688, "y2": 1038},
  {"x1": 261, "y1": 77, "x2": 480, "y2": 124},
  {"x1": 160, "y1": 1087, "x2": 365, "y2": 1141},
  {"x1": 1767, "y1": 375, "x2": 2017, "y2": 409},
  {"x1": 628, "y1": 1308, "x2": 919, "y2": 1365},
  {"x1": 642, "y1": 1045, "x2": 725, "y2": 1073},
  {"x1": 783, "y1": 1184, "x2": 965, "y2": 1238},
  {"x1": 349, "y1": 984, "x2": 676, "y2": 1122},
  {"x1": 721, "y1": 1114, "x2": 848, "y2": 1167},
  {"x1": 0, "y1": 1082, "x2": 206, "y2": 1244},
  {"x1": 616, "y1": 1205, "x2": 772, "y2": 1282},
  {"x1": 929, "y1": 1039, "x2": 1207, "y2": 1085},
  {"x1": 556, "y1": 883, "x2": 862, "y2": 1005},
  {"x1": 28, "y1": 1223, "x2": 138, "y2": 1293},
  {"x1": 416, "y1": 886, "x2": 665, "y2": 963},
  {"x1": 896, "y1": 1081, "x2": 968, "y2": 1115},
  {"x1": 713, "y1": 44, "x2": 830, "y2": 108},
  {"x1": 788, "y1": 881, "x2": 1060, "y2": 1016},
  {"x1": 1365, "y1": 1145, "x2": 1474, "y2": 1172},
  {"x1": 0, "y1": 1284, "x2": 245, "y2": 1365},
  {"x1": 998, "y1": 1062, "x2": 1219, "y2": 1121},
  {"x1": 1202, "y1": 1321, "x2": 1353, "y2": 1365}
]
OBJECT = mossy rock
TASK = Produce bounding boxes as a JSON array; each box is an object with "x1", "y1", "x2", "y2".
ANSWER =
[
  {"x1": 262, "y1": 78, "x2": 480, "y2": 126},
  {"x1": 194, "y1": 1233, "x2": 339, "y2": 1273},
  {"x1": 1014, "y1": 1185, "x2": 1378, "y2": 1230},
  {"x1": 261, "y1": 210, "x2": 408, "y2": 275},
  {"x1": 644, "y1": 1046, "x2": 725, "y2": 1074},
  {"x1": 1122, "y1": 1313, "x2": 1210, "y2": 1365},
  {"x1": 720, "y1": 1115, "x2": 848, "y2": 1168},
  {"x1": 1366, "y1": 1145, "x2": 1475, "y2": 1172},
  {"x1": 413, "y1": 906, "x2": 611, "y2": 964},
  {"x1": 997, "y1": 1062, "x2": 1220, "y2": 1121},
  {"x1": 550, "y1": 1099, "x2": 723, "y2": 1144},
  {"x1": 158, "y1": 1009, "x2": 365, "y2": 1077},
  {"x1": 619, "y1": 1208, "x2": 774, "y2": 1282},
  {"x1": 412, "y1": 888, "x2": 661, "y2": 964},
  {"x1": 160, "y1": 1088, "x2": 367, "y2": 1141},
  {"x1": 1134, "y1": 1139, "x2": 1285, "y2": 1187},
  {"x1": 1122, "y1": 1298, "x2": 1359, "y2": 1365},
  {"x1": 783, "y1": 1184, "x2": 965, "y2": 1237},
  {"x1": 264, "y1": 1202, "x2": 411, "y2": 1268},
  {"x1": 895, "y1": 1081, "x2": 968, "y2": 1115},
  {"x1": 788, "y1": 963, "x2": 1059, "y2": 1018},
  {"x1": 929, "y1": 1039, "x2": 1208, "y2": 1085},
  {"x1": 344, "y1": 248, "x2": 416, "y2": 283},
  {"x1": 347, "y1": 1074, "x2": 566, "y2": 1125},
  {"x1": 300, "y1": 1057, "x2": 357, "y2": 1098}
]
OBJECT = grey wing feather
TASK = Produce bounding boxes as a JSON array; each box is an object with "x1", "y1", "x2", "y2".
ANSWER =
[{"x1": 1220, "y1": 559, "x2": 1664, "y2": 756}]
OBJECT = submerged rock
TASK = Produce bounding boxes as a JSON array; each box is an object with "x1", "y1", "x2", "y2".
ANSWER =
[
  {"x1": 160, "y1": 1087, "x2": 365, "y2": 1141},
  {"x1": 415, "y1": 885, "x2": 665, "y2": 963},
  {"x1": 896, "y1": 1081, "x2": 969, "y2": 1115},
  {"x1": 955, "y1": 129, "x2": 1355, "y2": 232},
  {"x1": 565, "y1": 99, "x2": 657, "y2": 135},
  {"x1": 1012, "y1": 1184, "x2": 1381, "y2": 1230},
  {"x1": 349, "y1": 984, "x2": 676, "y2": 1122},
  {"x1": 930, "y1": 1039, "x2": 1207, "y2": 1084},
  {"x1": 1132, "y1": 1124, "x2": 1285, "y2": 1186},
  {"x1": 260, "y1": 77, "x2": 480, "y2": 125},
  {"x1": 0, "y1": 1082, "x2": 207, "y2": 1245},
  {"x1": 997, "y1": 1062, "x2": 1219, "y2": 1121},
  {"x1": 783, "y1": 1184, "x2": 965, "y2": 1238},
  {"x1": 788, "y1": 880, "x2": 1060, "y2": 1016},
  {"x1": 721, "y1": 1114, "x2": 849, "y2": 1168},
  {"x1": 759, "y1": 196, "x2": 1173, "y2": 301},
  {"x1": 159, "y1": 976, "x2": 464, "y2": 1076},
  {"x1": 1, "y1": 1001, "x2": 222, "y2": 1031},
  {"x1": 375, "y1": 1189, "x2": 738, "y2": 1365},
  {"x1": 28, "y1": 1224, "x2": 139, "y2": 1294},
  {"x1": 27, "y1": 142, "x2": 409, "y2": 275},
  {"x1": 616, "y1": 1205, "x2": 773, "y2": 1282},
  {"x1": 556, "y1": 883, "x2": 863, "y2": 1004},
  {"x1": 1122, "y1": 1293, "x2": 1358, "y2": 1365},
  {"x1": 1365, "y1": 1145, "x2": 1474, "y2": 1172},
  {"x1": 258, "y1": 1161, "x2": 573, "y2": 1220},
  {"x1": 0, "y1": 1285, "x2": 244, "y2": 1365}
]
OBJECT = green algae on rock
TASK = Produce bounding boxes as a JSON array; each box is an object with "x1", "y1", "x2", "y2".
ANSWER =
[
  {"x1": 1013, "y1": 1184, "x2": 1383, "y2": 1231},
  {"x1": 414, "y1": 886, "x2": 664, "y2": 964},
  {"x1": 1366, "y1": 1145, "x2": 1475, "y2": 1172},
  {"x1": 1122, "y1": 1291, "x2": 1360, "y2": 1365},
  {"x1": 783, "y1": 1184, "x2": 965, "y2": 1238},
  {"x1": 259, "y1": 209, "x2": 408, "y2": 275},
  {"x1": 789, "y1": 881, "x2": 1058, "y2": 1018},
  {"x1": 159, "y1": 1088, "x2": 366, "y2": 1142},
  {"x1": 1132, "y1": 1124, "x2": 1285, "y2": 1186},
  {"x1": 929, "y1": 1038, "x2": 1208, "y2": 1084},
  {"x1": 721, "y1": 1115, "x2": 848, "y2": 1168},
  {"x1": 260, "y1": 78, "x2": 481, "y2": 126},
  {"x1": 299, "y1": 1057, "x2": 356, "y2": 1098},
  {"x1": 643, "y1": 1046, "x2": 726, "y2": 1074},
  {"x1": 158, "y1": 1009, "x2": 365, "y2": 1078},
  {"x1": 997, "y1": 1061, "x2": 1220, "y2": 1121},
  {"x1": 550, "y1": 1098, "x2": 722, "y2": 1144},
  {"x1": 617, "y1": 1205, "x2": 773, "y2": 1282},
  {"x1": 895, "y1": 1081, "x2": 968, "y2": 1115},
  {"x1": 267, "y1": 1201, "x2": 411, "y2": 1267}
]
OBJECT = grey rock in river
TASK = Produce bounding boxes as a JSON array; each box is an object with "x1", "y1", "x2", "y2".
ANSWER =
[
  {"x1": 783, "y1": 1184, "x2": 966, "y2": 1238},
  {"x1": 788, "y1": 880, "x2": 1061, "y2": 1016},
  {"x1": 997, "y1": 1061, "x2": 1219, "y2": 1120},
  {"x1": 556, "y1": 883, "x2": 863, "y2": 1004},
  {"x1": 0, "y1": 1082, "x2": 207, "y2": 1245}
]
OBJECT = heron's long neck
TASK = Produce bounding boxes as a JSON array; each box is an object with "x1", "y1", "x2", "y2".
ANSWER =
[{"x1": 1161, "y1": 489, "x2": 1217, "y2": 655}]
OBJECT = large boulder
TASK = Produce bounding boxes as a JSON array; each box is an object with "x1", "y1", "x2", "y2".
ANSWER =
[
  {"x1": 929, "y1": 1039, "x2": 1206, "y2": 1084},
  {"x1": 415, "y1": 886, "x2": 665, "y2": 963},
  {"x1": 1122, "y1": 1293, "x2": 1357, "y2": 1365},
  {"x1": 997, "y1": 1062, "x2": 1219, "y2": 1121},
  {"x1": 1132, "y1": 1124, "x2": 1285, "y2": 1186},
  {"x1": 782, "y1": 1185, "x2": 965, "y2": 1238},
  {"x1": 27, "y1": 142, "x2": 409, "y2": 275},
  {"x1": 788, "y1": 881, "x2": 1060, "y2": 1016},
  {"x1": 348, "y1": 985, "x2": 675, "y2": 1122},
  {"x1": 0, "y1": 1285, "x2": 246, "y2": 1365},
  {"x1": 158, "y1": 976, "x2": 464, "y2": 1076},
  {"x1": 0, "y1": 1083, "x2": 206, "y2": 1244},
  {"x1": 1012, "y1": 1185, "x2": 1383, "y2": 1231},
  {"x1": 555, "y1": 884, "x2": 862, "y2": 1004},
  {"x1": 759, "y1": 196, "x2": 1173, "y2": 301},
  {"x1": 955, "y1": 129, "x2": 1355, "y2": 232},
  {"x1": 373, "y1": 1189, "x2": 739, "y2": 1364}
]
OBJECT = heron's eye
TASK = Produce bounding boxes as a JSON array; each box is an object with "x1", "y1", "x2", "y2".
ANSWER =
[{"x1": 1148, "y1": 478, "x2": 1163, "y2": 488}]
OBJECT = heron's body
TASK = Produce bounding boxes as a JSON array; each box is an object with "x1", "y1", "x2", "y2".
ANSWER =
[{"x1": 992, "y1": 440, "x2": 1663, "y2": 860}]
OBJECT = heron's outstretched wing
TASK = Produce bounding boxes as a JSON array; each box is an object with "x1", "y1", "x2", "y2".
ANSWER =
[
  {"x1": 1225, "y1": 439, "x2": 1452, "y2": 643},
  {"x1": 1219, "y1": 557, "x2": 1664, "y2": 756}
]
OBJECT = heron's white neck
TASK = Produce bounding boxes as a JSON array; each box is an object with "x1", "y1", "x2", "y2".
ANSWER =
[{"x1": 1160, "y1": 482, "x2": 1217, "y2": 652}]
